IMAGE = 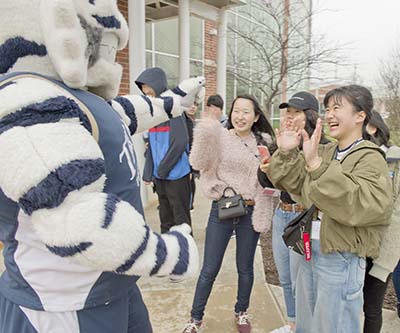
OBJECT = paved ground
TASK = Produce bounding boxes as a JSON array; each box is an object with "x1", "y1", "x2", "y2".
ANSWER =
[
  {"x1": 139, "y1": 190, "x2": 285, "y2": 333},
  {"x1": 0, "y1": 189, "x2": 285, "y2": 332},
  {"x1": 1, "y1": 186, "x2": 399, "y2": 332}
]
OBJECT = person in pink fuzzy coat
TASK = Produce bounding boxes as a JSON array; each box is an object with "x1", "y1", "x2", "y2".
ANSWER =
[{"x1": 182, "y1": 94, "x2": 277, "y2": 333}]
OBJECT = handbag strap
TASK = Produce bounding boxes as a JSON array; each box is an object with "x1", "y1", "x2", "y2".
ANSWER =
[
  {"x1": 305, "y1": 204, "x2": 318, "y2": 221},
  {"x1": 222, "y1": 187, "x2": 238, "y2": 198}
]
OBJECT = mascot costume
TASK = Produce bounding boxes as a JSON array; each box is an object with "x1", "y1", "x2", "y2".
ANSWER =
[{"x1": 0, "y1": 0, "x2": 203, "y2": 332}]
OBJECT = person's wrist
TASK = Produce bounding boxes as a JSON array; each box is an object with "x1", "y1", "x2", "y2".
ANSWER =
[
  {"x1": 279, "y1": 145, "x2": 295, "y2": 153},
  {"x1": 306, "y1": 156, "x2": 322, "y2": 172}
]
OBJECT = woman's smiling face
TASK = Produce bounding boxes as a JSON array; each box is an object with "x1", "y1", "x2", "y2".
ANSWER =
[{"x1": 230, "y1": 98, "x2": 259, "y2": 137}]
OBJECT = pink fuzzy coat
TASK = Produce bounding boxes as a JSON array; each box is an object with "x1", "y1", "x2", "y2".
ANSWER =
[{"x1": 189, "y1": 118, "x2": 277, "y2": 232}]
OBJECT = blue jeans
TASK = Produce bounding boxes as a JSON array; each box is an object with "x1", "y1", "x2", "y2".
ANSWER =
[
  {"x1": 190, "y1": 202, "x2": 260, "y2": 321},
  {"x1": 393, "y1": 260, "x2": 400, "y2": 304},
  {"x1": 296, "y1": 239, "x2": 366, "y2": 333},
  {"x1": 272, "y1": 207, "x2": 302, "y2": 322}
]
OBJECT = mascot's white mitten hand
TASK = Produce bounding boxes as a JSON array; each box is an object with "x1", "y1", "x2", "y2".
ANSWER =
[
  {"x1": 168, "y1": 223, "x2": 199, "y2": 279},
  {"x1": 194, "y1": 86, "x2": 206, "y2": 106},
  {"x1": 163, "y1": 76, "x2": 205, "y2": 116},
  {"x1": 180, "y1": 76, "x2": 205, "y2": 111}
]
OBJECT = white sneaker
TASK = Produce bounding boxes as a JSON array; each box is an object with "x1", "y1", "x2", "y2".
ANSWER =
[
  {"x1": 182, "y1": 319, "x2": 203, "y2": 333},
  {"x1": 269, "y1": 325, "x2": 294, "y2": 333}
]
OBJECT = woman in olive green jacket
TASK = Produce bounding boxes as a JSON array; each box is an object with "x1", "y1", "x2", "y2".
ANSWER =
[{"x1": 266, "y1": 85, "x2": 392, "y2": 333}]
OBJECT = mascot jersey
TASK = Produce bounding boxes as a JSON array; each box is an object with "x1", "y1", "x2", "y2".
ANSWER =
[{"x1": 0, "y1": 0, "x2": 202, "y2": 318}]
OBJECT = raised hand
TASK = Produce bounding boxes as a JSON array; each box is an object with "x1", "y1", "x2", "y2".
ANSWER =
[
  {"x1": 275, "y1": 115, "x2": 302, "y2": 152},
  {"x1": 301, "y1": 118, "x2": 323, "y2": 171}
]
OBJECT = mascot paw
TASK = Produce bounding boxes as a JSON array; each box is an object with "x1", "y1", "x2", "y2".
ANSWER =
[
  {"x1": 170, "y1": 223, "x2": 192, "y2": 235},
  {"x1": 177, "y1": 76, "x2": 206, "y2": 111},
  {"x1": 161, "y1": 76, "x2": 205, "y2": 116}
]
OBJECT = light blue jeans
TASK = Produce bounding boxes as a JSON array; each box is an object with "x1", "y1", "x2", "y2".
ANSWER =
[
  {"x1": 295, "y1": 239, "x2": 366, "y2": 333},
  {"x1": 272, "y1": 207, "x2": 302, "y2": 322}
]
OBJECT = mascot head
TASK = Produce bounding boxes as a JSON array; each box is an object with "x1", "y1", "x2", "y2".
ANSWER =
[{"x1": 0, "y1": 0, "x2": 129, "y2": 99}]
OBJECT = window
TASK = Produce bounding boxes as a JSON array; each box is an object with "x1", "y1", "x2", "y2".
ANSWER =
[
  {"x1": 155, "y1": 54, "x2": 179, "y2": 87},
  {"x1": 154, "y1": 18, "x2": 179, "y2": 55}
]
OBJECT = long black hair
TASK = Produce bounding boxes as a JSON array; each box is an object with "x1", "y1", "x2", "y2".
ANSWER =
[
  {"x1": 226, "y1": 94, "x2": 276, "y2": 150},
  {"x1": 365, "y1": 109, "x2": 390, "y2": 147}
]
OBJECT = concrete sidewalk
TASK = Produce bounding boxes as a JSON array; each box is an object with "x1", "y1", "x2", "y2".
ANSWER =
[
  {"x1": 139, "y1": 189, "x2": 285, "y2": 333},
  {"x1": 1, "y1": 189, "x2": 399, "y2": 332}
]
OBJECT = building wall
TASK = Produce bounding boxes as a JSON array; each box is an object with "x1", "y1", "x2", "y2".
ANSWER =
[{"x1": 117, "y1": 0, "x2": 130, "y2": 96}]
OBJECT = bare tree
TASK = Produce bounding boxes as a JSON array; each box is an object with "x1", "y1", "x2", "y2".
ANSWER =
[
  {"x1": 377, "y1": 45, "x2": 400, "y2": 144},
  {"x1": 227, "y1": 0, "x2": 343, "y2": 113}
]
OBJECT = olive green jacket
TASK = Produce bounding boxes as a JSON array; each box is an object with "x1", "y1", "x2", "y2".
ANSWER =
[{"x1": 267, "y1": 141, "x2": 392, "y2": 258}]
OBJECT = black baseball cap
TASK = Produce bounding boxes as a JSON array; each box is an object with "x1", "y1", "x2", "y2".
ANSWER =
[{"x1": 279, "y1": 91, "x2": 319, "y2": 112}]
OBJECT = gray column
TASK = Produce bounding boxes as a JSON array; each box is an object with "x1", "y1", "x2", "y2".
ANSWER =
[
  {"x1": 217, "y1": 8, "x2": 227, "y2": 110},
  {"x1": 128, "y1": 0, "x2": 148, "y2": 205},
  {"x1": 179, "y1": 0, "x2": 190, "y2": 80},
  {"x1": 129, "y1": 0, "x2": 146, "y2": 94}
]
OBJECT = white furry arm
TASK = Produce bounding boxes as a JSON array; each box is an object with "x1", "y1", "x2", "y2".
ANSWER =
[
  {"x1": 110, "y1": 76, "x2": 205, "y2": 135},
  {"x1": 0, "y1": 74, "x2": 199, "y2": 278},
  {"x1": 0, "y1": 122, "x2": 198, "y2": 278},
  {"x1": 31, "y1": 192, "x2": 199, "y2": 278},
  {"x1": 110, "y1": 95, "x2": 181, "y2": 135}
]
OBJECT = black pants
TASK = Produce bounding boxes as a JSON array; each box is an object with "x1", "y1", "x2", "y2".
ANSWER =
[
  {"x1": 154, "y1": 174, "x2": 192, "y2": 234},
  {"x1": 363, "y1": 257, "x2": 390, "y2": 333}
]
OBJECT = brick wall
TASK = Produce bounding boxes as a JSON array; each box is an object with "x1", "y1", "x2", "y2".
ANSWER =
[
  {"x1": 117, "y1": 0, "x2": 130, "y2": 96},
  {"x1": 204, "y1": 20, "x2": 218, "y2": 101}
]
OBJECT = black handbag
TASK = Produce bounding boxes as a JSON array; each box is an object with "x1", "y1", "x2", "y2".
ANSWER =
[
  {"x1": 217, "y1": 187, "x2": 248, "y2": 220},
  {"x1": 282, "y1": 204, "x2": 316, "y2": 255}
]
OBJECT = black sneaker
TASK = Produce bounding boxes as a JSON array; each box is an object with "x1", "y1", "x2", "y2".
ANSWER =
[{"x1": 397, "y1": 302, "x2": 400, "y2": 318}]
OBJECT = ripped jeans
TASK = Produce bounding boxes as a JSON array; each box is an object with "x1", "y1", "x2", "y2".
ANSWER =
[{"x1": 295, "y1": 239, "x2": 366, "y2": 333}]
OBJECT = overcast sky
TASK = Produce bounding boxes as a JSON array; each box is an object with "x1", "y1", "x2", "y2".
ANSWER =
[{"x1": 312, "y1": 0, "x2": 400, "y2": 90}]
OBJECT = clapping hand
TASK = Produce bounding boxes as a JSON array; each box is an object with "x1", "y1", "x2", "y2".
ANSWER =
[
  {"x1": 300, "y1": 118, "x2": 323, "y2": 171},
  {"x1": 275, "y1": 115, "x2": 303, "y2": 152}
]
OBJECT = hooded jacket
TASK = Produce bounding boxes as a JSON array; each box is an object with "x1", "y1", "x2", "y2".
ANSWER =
[
  {"x1": 267, "y1": 141, "x2": 392, "y2": 258},
  {"x1": 369, "y1": 145, "x2": 400, "y2": 281},
  {"x1": 135, "y1": 67, "x2": 168, "y2": 97},
  {"x1": 137, "y1": 68, "x2": 191, "y2": 181}
]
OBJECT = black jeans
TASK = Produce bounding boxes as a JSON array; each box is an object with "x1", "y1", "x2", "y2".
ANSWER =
[
  {"x1": 154, "y1": 174, "x2": 192, "y2": 234},
  {"x1": 363, "y1": 257, "x2": 390, "y2": 333}
]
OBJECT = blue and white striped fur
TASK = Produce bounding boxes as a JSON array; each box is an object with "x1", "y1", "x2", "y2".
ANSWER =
[
  {"x1": 111, "y1": 76, "x2": 206, "y2": 133},
  {"x1": 0, "y1": 0, "x2": 129, "y2": 100},
  {"x1": 0, "y1": 74, "x2": 203, "y2": 279}
]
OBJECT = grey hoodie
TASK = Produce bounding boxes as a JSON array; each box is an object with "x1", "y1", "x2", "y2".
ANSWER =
[{"x1": 135, "y1": 67, "x2": 168, "y2": 97}]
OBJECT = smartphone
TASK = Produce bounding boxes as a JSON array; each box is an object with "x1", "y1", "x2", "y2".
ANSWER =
[
  {"x1": 263, "y1": 187, "x2": 281, "y2": 197},
  {"x1": 257, "y1": 145, "x2": 270, "y2": 162}
]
